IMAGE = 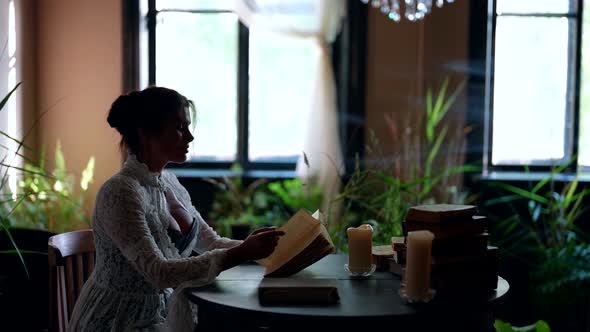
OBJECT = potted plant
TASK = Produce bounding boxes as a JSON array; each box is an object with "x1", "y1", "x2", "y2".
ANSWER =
[
  {"x1": 5, "y1": 141, "x2": 94, "y2": 233},
  {"x1": 0, "y1": 83, "x2": 94, "y2": 330},
  {"x1": 483, "y1": 162, "x2": 590, "y2": 331}
]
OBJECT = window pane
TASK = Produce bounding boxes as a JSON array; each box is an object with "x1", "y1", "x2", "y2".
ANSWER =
[
  {"x1": 492, "y1": 17, "x2": 572, "y2": 165},
  {"x1": 496, "y1": 0, "x2": 574, "y2": 15},
  {"x1": 156, "y1": 0, "x2": 233, "y2": 11},
  {"x1": 248, "y1": 28, "x2": 318, "y2": 162},
  {"x1": 156, "y1": 12, "x2": 238, "y2": 161},
  {"x1": 579, "y1": 1, "x2": 590, "y2": 167}
]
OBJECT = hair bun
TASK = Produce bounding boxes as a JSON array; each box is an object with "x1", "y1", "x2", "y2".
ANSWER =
[{"x1": 107, "y1": 92, "x2": 140, "y2": 131}]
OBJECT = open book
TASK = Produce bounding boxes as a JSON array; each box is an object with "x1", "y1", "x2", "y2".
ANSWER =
[{"x1": 256, "y1": 209, "x2": 335, "y2": 277}]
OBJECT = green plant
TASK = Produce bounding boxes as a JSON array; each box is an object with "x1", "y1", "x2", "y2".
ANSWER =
[
  {"x1": 332, "y1": 78, "x2": 478, "y2": 251},
  {"x1": 495, "y1": 319, "x2": 551, "y2": 332},
  {"x1": 380, "y1": 77, "x2": 473, "y2": 204},
  {"x1": 0, "y1": 83, "x2": 34, "y2": 274},
  {"x1": 206, "y1": 164, "x2": 281, "y2": 237},
  {"x1": 0, "y1": 82, "x2": 94, "y2": 277},
  {"x1": 4, "y1": 141, "x2": 94, "y2": 233},
  {"x1": 267, "y1": 178, "x2": 322, "y2": 215},
  {"x1": 484, "y1": 162, "x2": 590, "y2": 328}
]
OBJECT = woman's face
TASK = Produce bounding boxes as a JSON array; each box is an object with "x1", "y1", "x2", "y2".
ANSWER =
[{"x1": 150, "y1": 106, "x2": 194, "y2": 164}]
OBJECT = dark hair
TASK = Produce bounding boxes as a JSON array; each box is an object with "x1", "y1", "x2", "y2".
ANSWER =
[{"x1": 107, "y1": 86, "x2": 194, "y2": 154}]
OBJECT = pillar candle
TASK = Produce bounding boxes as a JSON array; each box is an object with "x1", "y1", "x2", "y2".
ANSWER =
[
  {"x1": 347, "y1": 224, "x2": 373, "y2": 270},
  {"x1": 404, "y1": 230, "x2": 434, "y2": 300}
]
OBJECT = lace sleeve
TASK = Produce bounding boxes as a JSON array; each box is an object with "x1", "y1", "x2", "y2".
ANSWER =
[
  {"x1": 194, "y1": 214, "x2": 243, "y2": 253},
  {"x1": 94, "y1": 177, "x2": 228, "y2": 289}
]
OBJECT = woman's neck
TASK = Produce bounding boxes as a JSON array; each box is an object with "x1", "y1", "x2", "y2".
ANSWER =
[{"x1": 135, "y1": 152, "x2": 167, "y2": 173}]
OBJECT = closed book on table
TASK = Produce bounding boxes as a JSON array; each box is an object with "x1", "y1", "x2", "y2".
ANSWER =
[
  {"x1": 389, "y1": 248, "x2": 499, "y2": 292},
  {"x1": 405, "y1": 204, "x2": 478, "y2": 224},
  {"x1": 394, "y1": 233, "x2": 489, "y2": 259},
  {"x1": 431, "y1": 246, "x2": 499, "y2": 292},
  {"x1": 372, "y1": 245, "x2": 394, "y2": 271},
  {"x1": 256, "y1": 209, "x2": 335, "y2": 277},
  {"x1": 258, "y1": 279, "x2": 339, "y2": 305},
  {"x1": 388, "y1": 258, "x2": 403, "y2": 277},
  {"x1": 403, "y1": 215, "x2": 487, "y2": 238}
]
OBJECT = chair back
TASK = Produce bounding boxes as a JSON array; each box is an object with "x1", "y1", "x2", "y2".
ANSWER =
[{"x1": 48, "y1": 229, "x2": 95, "y2": 332}]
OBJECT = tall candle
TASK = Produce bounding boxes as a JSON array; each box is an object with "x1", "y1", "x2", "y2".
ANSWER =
[
  {"x1": 404, "y1": 230, "x2": 434, "y2": 300},
  {"x1": 347, "y1": 224, "x2": 373, "y2": 270}
]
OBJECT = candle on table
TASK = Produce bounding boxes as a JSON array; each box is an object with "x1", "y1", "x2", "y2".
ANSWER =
[
  {"x1": 404, "y1": 230, "x2": 434, "y2": 300},
  {"x1": 347, "y1": 224, "x2": 373, "y2": 270}
]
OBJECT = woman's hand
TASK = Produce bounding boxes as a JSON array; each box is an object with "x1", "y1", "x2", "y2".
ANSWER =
[
  {"x1": 240, "y1": 227, "x2": 285, "y2": 261},
  {"x1": 223, "y1": 227, "x2": 285, "y2": 269}
]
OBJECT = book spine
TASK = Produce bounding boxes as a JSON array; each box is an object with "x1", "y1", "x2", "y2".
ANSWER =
[
  {"x1": 402, "y1": 216, "x2": 487, "y2": 238},
  {"x1": 405, "y1": 205, "x2": 478, "y2": 224}
]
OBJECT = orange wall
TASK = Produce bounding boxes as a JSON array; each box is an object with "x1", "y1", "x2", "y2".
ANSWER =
[
  {"x1": 36, "y1": 0, "x2": 123, "y2": 214},
  {"x1": 365, "y1": 2, "x2": 470, "y2": 163}
]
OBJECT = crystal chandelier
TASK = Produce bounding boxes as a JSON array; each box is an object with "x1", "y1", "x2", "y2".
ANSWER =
[{"x1": 360, "y1": 0, "x2": 455, "y2": 22}]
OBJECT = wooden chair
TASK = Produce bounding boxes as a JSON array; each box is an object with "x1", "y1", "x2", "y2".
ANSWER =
[{"x1": 48, "y1": 229, "x2": 95, "y2": 332}]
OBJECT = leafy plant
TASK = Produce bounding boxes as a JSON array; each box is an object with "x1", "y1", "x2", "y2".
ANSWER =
[
  {"x1": 484, "y1": 161, "x2": 590, "y2": 328},
  {"x1": 207, "y1": 165, "x2": 325, "y2": 239},
  {"x1": 206, "y1": 164, "x2": 281, "y2": 237},
  {"x1": 0, "y1": 82, "x2": 94, "y2": 277},
  {"x1": 267, "y1": 178, "x2": 322, "y2": 215},
  {"x1": 0, "y1": 82, "x2": 30, "y2": 273},
  {"x1": 380, "y1": 77, "x2": 473, "y2": 204},
  {"x1": 332, "y1": 78, "x2": 478, "y2": 251},
  {"x1": 495, "y1": 319, "x2": 551, "y2": 332},
  {"x1": 4, "y1": 141, "x2": 94, "y2": 233}
]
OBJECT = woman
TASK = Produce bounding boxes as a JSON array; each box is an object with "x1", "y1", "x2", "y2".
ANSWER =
[{"x1": 68, "y1": 87, "x2": 284, "y2": 332}]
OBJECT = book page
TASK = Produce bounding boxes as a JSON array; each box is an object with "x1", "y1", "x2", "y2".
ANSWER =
[
  {"x1": 312, "y1": 209, "x2": 335, "y2": 250},
  {"x1": 256, "y1": 209, "x2": 321, "y2": 274}
]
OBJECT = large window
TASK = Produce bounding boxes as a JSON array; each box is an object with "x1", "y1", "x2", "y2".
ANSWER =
[
  {"x1": 141, "y1": 0, "x2": 318, "y2": 171},
  {"x1": 485, "y1": 0, "x2": 590, "y2": 172}
]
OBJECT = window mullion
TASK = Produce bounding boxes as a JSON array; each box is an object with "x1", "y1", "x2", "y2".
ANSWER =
[
  {"x1": 237, "y1": 22, "x2": 249, "y2": 169},
  {"x1": 147, "y1": 0, "x2": 157, "y2": 86},
  {"x1": 572, "y1": 0, "x2": 584, "y2": 171},
  {"x1": 483, "y1": 0, "x2": 497, "y2": 174}
]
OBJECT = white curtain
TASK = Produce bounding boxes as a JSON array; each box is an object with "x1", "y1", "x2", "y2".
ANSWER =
[{"x1": 233, "y1": 0, "x2": 346, "y2": 214}]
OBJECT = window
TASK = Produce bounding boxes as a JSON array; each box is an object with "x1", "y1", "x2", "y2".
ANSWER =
[
  {"x1": 484, "y1": 0, "x2": 590, "y2": 172},
  {"x1": 140, "y1": 0, "x2": 318, "y2": 172}
]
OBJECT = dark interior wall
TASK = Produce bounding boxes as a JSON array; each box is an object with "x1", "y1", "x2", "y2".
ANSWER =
[{"x1": 364, "y1": 2, "x2": 471, "y2": 166}]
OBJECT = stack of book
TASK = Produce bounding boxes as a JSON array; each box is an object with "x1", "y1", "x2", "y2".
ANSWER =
[{"x1": 390, "y1": 204, "x2": 499, "y2": 294}]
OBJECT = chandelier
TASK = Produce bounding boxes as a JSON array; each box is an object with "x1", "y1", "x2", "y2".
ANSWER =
[{"x1": 360, "y1": 0, "x2": 455, "y2": 22}]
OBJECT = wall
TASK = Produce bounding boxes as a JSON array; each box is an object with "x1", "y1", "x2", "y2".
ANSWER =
[
  {"x1": 364, "y1": 2, "x2": 470, "y2": 184},
  {"x1": 36, "y1": 0, "x2": 123, "y2": 215}
]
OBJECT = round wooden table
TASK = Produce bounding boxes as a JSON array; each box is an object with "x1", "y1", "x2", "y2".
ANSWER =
[{"x1": 186, "y1": 254, "x2": 509, "y2": 332}]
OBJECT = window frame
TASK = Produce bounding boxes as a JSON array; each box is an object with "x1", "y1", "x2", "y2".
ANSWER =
[
  {"x1": 143, "y1": 0, "x2": 298, "y2": 173},
  {"x1": 482, "y1": 0, "x2": 584, "y2": 175},
  {"x1": 123, "y1": 0, "x2": 366, "y2": 178}
]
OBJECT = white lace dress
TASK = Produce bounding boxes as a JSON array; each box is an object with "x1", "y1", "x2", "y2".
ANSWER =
[{"x1": 68, "y1": 155, "x2": 241, "y2": 332}]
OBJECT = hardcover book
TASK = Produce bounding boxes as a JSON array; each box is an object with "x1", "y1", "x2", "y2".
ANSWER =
[
  {"x1": 405, "y1": 204, "x2": 478, "y2": 224},
  {"x1": 403, "y1": 215, "x2": 488, "y2": 238},
  {"x1": 256, "y1": 209, "x2": 335, "y2": 277}
]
